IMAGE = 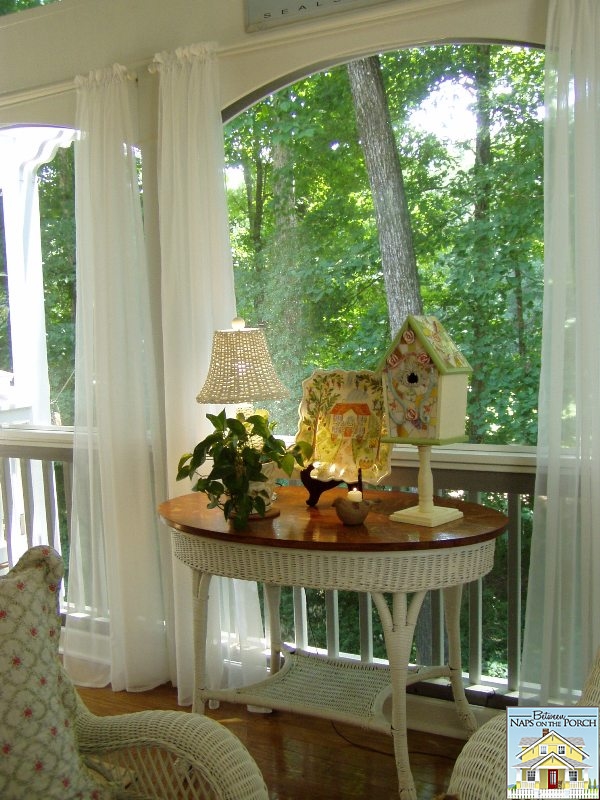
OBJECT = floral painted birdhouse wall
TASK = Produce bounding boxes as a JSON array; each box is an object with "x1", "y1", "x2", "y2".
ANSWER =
[{"x1": 380, "y1": 315, "x2": 471, "y2": 445}]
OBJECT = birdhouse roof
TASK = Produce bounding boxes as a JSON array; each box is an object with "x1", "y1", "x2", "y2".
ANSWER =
[{"x1": 380, "y1": 315, "x2": 472, "y2": 375}]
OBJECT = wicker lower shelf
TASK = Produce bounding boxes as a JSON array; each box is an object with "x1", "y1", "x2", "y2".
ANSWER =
[{"x1": 199, "y1": 648, "x2": 448, "y2": 733}]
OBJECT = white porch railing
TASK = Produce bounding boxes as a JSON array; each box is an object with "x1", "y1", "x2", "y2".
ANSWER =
[
  {"x1": 0, "y1": 427, "x2": 536, "y2": 696},
  {"x1": 0, "y1": 426, "x2": 72, "y2": 564}
]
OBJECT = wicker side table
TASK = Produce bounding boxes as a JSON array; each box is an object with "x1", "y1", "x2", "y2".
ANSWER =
[{"x1": 159, "y1": 486, "x2": 507, "y2": 800}]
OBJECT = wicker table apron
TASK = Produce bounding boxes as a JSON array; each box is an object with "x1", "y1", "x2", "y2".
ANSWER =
[{"x1": 159, "y1": 486, "x2": 507, "y2": 800}]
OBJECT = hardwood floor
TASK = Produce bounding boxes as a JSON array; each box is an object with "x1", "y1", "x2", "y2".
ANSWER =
[{"x1": 76, "y1": 682, "x2": 464, "y2": 799}]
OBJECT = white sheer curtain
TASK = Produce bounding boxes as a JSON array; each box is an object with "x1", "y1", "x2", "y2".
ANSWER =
[
  {"x1": 153, "y1": 42, "x2": 267, "y2": 706},
  {"x1": 63, "y1": 65, "x2": 172, "y2": 691},
  {"x1": 521, "y1": 0, "x2": 600, "y2": 705}
]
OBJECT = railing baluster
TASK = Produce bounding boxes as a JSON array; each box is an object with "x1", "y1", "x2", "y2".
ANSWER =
[
  {"x1": 20, "y1": 457, "x2": 34, "y2": 548},
  {"x1": 431, "y1": 589, "x2": 444, "y2": 665},
  {"x1": 469, "y1": 578, "x2": 483, "y2": 684},
  {"x1": 293, "y1": 586, "x2": 308, "y2": 649},
  {"x1": 63, "y1": 460, "x2": 74, "y2": 543},
  {"x1": 507, "y1": 491, "x2": 522, "y2": 692},
  {"x1": 325, "y1": 589, "x2": 339, "y2": 657},
  {"x1": 0, "y1": 457, "x2": 12, "y2": 569},
  {"x1": 359, "y1": 592, "x2": 373, "y2": 663},
  {"x1": 42, "y1": 459, "x2": 60, "y2": 551},
  {"x1": 464, "y1": 491, "x2": 483, "y2": 684}
]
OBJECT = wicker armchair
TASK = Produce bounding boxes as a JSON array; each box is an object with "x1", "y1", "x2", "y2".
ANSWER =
[
  {"x1": 446, "y1": 649, "x2": 600, "y2": 799},
  {"x1": 0, "y1": 546, "x2": 268, "y2": 800},
  {"x1": 74, "y1": 693, "x2": 269, "y2": 799}
]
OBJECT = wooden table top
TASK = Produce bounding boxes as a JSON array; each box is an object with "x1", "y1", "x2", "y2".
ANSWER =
[{"x1": 158, "y1": 485, "x2": 507, "y2": 552}]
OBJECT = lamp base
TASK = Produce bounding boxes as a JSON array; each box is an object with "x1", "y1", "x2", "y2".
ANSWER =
[{"x1": 389, "y1": 504, "x2": 463, "y2": 528}]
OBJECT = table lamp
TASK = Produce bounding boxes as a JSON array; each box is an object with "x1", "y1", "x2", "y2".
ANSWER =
[
  {"x1": 380, "y1": 315, "x2": 472, "y2": 527},
  {"x1": 196, "y1": 317, "x2": 289, "y2": 407},
  {"x1": 187, "y1": 317, "x2": 293, "y2": 525}
]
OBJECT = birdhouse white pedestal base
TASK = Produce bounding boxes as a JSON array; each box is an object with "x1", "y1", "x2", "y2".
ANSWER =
[
  {"x1": 389, "y1": 503, "x2": 464, "y2": 527},
  {"x1": 388, "y1": 444, "x2": 464, "y2": 528}
]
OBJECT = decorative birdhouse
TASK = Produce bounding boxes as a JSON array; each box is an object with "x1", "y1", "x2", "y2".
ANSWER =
[
  {"x1": 379, "y1": 315, "x2": 471, "y2": 445},
  {"x1": 379, "y1": 316, "x2": 471, "y2": 526}
]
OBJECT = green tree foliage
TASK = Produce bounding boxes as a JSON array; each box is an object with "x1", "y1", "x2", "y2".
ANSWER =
[
  {"x1": 38, "y1": 146, "x2": 76, "y2": 424},
  {"x1": 0, "y1": 0, "x2": 57, "y2": 15},
  {"x1": 226, "y1": 68, "x2": 390, "y2": 432},
  {"x1": 0, "y1": 197, "x2": 11, "y2": 373},
  {"x1": 225, "y1": 44, "x2": 544, "y2": 446},
  {"x1": 0, "y1": 143, "x2": 75, "y2": 422}
]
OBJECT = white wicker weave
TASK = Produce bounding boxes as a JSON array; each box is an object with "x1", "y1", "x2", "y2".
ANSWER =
[
  {"x1": 172, "y1": 532, "x2": 496, "y2": 593},
  {"x1": 74, "y1": 692, "x2": 269, "y2": 800},
  {"x1": 447, "y1": 647, "x2": 600, "y2": 800},
  {"x1": 200, "y1": 646, "x2": 394, "y2": 731}
]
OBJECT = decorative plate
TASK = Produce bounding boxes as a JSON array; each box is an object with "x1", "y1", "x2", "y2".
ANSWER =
[{"x1": 295, "y1": 369, "x2": 391, "y2": 485}]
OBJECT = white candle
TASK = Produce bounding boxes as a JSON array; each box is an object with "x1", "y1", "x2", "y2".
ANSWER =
[{"x1": 348, "y1": 488, "x2": 363, "y2": 503}]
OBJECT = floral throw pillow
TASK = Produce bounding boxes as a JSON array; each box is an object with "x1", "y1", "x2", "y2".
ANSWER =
[{"x1": 0, "y1": 546, "x2": 115, "y2": 799}]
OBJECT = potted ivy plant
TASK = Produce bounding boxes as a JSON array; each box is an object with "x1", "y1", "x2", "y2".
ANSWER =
[{"x1": 177, "y1": 409, "x2": 312, "y2": 530}]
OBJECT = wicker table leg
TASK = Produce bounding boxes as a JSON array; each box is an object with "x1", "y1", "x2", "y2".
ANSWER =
[
  {"x1": 192, "y1": 570, "x2": 213, "y2": 714},
  {"x1": 443, "y1": 584, "x2": 477, "y2": 734},
  {"x1": 372, "y1": 589, "x2": 428, "y2": 800}
]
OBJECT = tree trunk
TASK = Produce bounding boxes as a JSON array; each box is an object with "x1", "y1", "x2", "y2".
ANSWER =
[
  {"x1": 473, "y1": 46, "x2": 492, "y2": 224},
  {"x1": 348, "y1": 55, "x2": 431, "y2": 662},
  {"x1": 347, "y1": 56, "x2": 422, "y2": 335},
  {"x1": 240, "y1": 120, "x2": 269, "y2": 318},
  {"x1": 467, "y1": 45, "x2": 493, "y2": 443}
]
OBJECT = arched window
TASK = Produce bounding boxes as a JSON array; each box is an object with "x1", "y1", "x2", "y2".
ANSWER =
[{"x1": 224, "y1": 43, "x2": 544, "y2": 446}]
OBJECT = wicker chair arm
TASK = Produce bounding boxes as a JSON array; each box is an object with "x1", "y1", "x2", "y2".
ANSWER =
[
  {"x1": 581, "y1": 648, "x2": 600, "y2": 707},
  {"x1": 447, "y1": 648, "x2": 600, "y2": 799},
  {"x1": 75, "y1": 701, "x2": 268, "y2": 800},
  {"x1": 446, "y1": 712, "x2": 506, "y2": 800}
]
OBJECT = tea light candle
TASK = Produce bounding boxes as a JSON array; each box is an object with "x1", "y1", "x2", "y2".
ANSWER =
[{"x1": 347, "y1": 488, "x2": 363, "y2": 503}]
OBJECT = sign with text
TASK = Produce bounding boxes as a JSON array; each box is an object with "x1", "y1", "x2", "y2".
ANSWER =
[
  {"x1": 246, "y1": 0, "x2": 398, "y2": 32},
  {"x1": 506, "y1": 706, "x2": 599, "y2": 797}
]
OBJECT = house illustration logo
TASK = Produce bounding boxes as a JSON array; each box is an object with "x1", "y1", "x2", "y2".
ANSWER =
[{"x1": 507, "y1": 707, "x2": 599, "y2": 798}]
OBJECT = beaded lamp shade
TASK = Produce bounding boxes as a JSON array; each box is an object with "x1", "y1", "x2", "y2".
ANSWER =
[{"x1": 196, "y1": 319, "x2": 289, "y2": 404}]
